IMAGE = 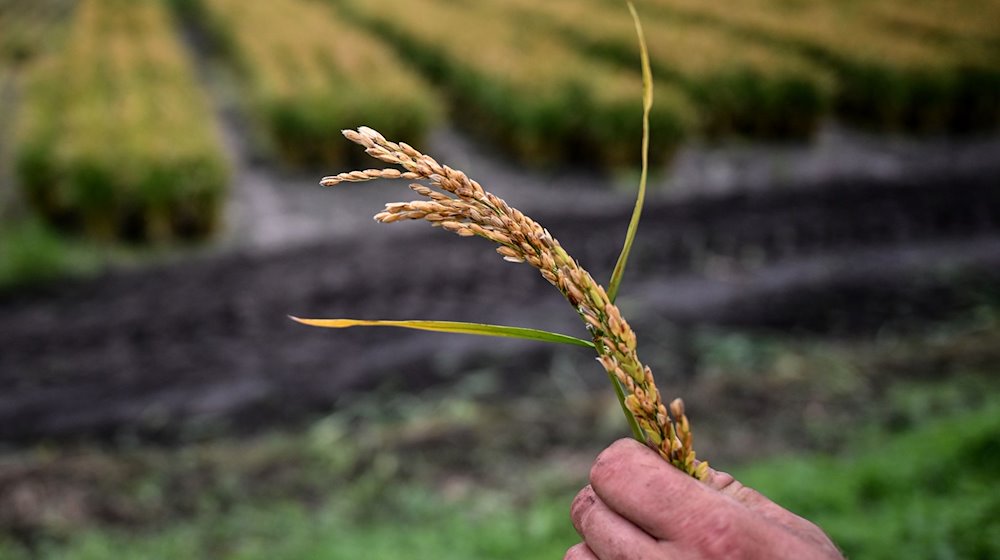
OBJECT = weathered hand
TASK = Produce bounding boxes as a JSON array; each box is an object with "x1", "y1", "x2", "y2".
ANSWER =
[{"x1": 566, "y1": 439, "x2": 844, "y2": 560}]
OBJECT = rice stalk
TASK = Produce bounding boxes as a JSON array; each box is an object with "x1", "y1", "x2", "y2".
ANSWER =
[{"x1": 315, "y1": 126, "x2": 707, "y2": 480}]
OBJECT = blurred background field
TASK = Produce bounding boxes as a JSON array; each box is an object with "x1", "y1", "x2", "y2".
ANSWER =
[{"x1": 0, "y1": 0, "x2": 999, "y2": 558}]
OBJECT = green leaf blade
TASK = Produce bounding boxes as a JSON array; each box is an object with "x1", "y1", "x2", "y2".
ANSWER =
[
  {"x1": 608, "y1": 1, "x2": 653, "y2": 304},
  {"x1": 290, "y1": 317, "x2": 595, "y2": 349}
]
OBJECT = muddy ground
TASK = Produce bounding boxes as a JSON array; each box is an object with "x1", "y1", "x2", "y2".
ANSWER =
[{"x1": 1, "y1": 163, "x2": 998, "y2": 441}]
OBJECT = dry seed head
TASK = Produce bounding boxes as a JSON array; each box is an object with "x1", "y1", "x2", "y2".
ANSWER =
[{"x1": 324, "y1": 127, "x2": 706, "y2": 479}]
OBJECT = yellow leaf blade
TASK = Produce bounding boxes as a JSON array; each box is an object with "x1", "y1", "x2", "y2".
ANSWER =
[{"x1": 290, "y1": 317, "x2": 595, "y2": 349}]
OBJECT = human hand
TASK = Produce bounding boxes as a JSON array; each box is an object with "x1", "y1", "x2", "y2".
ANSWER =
[{"x1": 566, "y1": 439, "x2": 844, "y2": 560}]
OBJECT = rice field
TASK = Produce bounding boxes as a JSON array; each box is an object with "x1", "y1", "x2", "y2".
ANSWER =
[
  {"x1": 181, "y1": 0, "x2": 443, "y2": 165},
  {"x1": 4, "y1": 0, "x2": 999, "y2": 247},
  {"x1": 14, "y1": 0, "x2": 229, "y2": 241},
  {"x1": 488, "y1": 0, "x2": 835, "y2": 139},
  {"x1": 340, "y1": 0, "x2": 699, "y2": 167},
  {"x1": 634, "y1": 0, "x2": 1000, "y2": 132}
]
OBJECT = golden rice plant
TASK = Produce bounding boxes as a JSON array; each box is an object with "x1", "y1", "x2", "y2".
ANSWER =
[
  {"x1": 16, "y1": 0, "x2": 228, "y2": 241},
  {"x1": 638, "y1": 0, "x2": 1000, "y2": 132},
  {"x1": 341, "y1": 0, "x2": 697, "y2": 167},
  {"x1": 184, "y1": 0, "x2": 442, "y2": 165},
  {"x1": 296, "y1": 5, "x2": 708, "y2": 479},
  {"x1": 488, "y1": 0, "x2": 834, "y2": 138}
]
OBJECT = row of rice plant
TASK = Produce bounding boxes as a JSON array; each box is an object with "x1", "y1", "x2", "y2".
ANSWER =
[
  {"x1": 861, "y1": 0, "x2": 999, "y2": 133},
  {"x1": 15, "y1": 0, "x2": 229, "y2": 242},
  {"x1": 340, "y1": 0, "x2": 699, "y2": 167},
  {"x1": 177, "y1": 0, "x2": 442, "y2": 166},
  {"x1": 635, "y1": 0, "x2": 1000, "y2": 133},
  {"x1": 490, "y1": 0, "x2": 835, "y2": 139}
]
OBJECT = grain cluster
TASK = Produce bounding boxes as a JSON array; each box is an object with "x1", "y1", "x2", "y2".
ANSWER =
[{"x1": 322, "y1": 127, "x2": 708, "y2": 479}]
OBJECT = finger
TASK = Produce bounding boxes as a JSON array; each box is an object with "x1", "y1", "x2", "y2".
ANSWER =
[
  {"x1": 590, "y1": 444, "x2": 841, "y2": 559},
  {"x1": 589, "y1": 439, "x2": 756, "y2": 542},
  {"x1": 707, "y1": 468, "x2": 839, "y2": 551},
  {"x1": 570, "y1": 485, "x2": 663, "y2": 559},
  {"x1": 563, "y1": 543, "x2": 599, "y2": 560},
  {"x1": 707, "y1": 469, "x2": 799, "y2": 527}
]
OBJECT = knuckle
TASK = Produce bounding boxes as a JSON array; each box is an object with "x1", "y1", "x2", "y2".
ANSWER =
[{"x1": 709, "y1": 469, "x2": 738, "y2": 492}]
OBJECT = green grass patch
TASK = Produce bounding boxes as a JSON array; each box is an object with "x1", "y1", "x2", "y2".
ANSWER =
[
  {"x1": 1, "y1": 490, "x2": 578, "y2": 560},
  {"x1": 0, "y1": 217, "x2": 106, "y2": 291},
  {"x1": 737, "y1": 402, "x2": 1000, "y2": 560}
]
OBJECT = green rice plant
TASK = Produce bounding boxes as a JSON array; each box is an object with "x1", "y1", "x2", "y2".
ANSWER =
[
  {"x1": 15, "y1": 0, "x2": 229, "y2": 242},
  {"x1": 636, "y1": 0, "x2": 1000, "y2": 132},
  {"x1": 182, "y1": 0, "x2": 442, "y2": 166},
  {"x1": 296, "y1": 5, "x2": 707, "y2": 479},
  {"x1": 341, "y1": 0, "x2": 698, "y2": 167},
  {"x1": 487, "y1": 0, "x2": 835, "y2": 139}
]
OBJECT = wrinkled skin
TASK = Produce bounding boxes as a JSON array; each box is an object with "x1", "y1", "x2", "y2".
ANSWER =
[{"x1": 566, "y1": 439, "x2": 844, "y2": 560}]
